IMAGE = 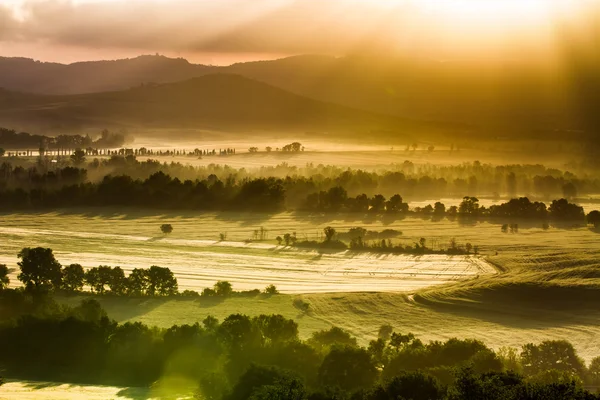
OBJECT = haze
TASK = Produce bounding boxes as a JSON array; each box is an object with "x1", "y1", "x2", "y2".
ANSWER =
[{"x1": 0, "y1": 0, "x2": 596, "y2": 64}]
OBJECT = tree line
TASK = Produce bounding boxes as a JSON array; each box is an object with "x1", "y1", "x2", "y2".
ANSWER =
[
  {"x1": 0, "y1": 128, "x2": 126, "y2": 152},
  {"x1": 2, "y1": 157, "x2": 600, "y2": 203},
  {"x1": 1, "y1": 165, "x2": 598, "y2": 225},
  {"x1": 4, "y1": 247, "x2": 280, "y2": 299},
  {"x1": 0, "y1": 291, "x2": 599, "y2": 399}
]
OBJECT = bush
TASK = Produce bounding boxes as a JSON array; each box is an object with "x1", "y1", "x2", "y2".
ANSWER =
[
  {"x1": 264, "y1": 285, "x2": 279, "y2": 295},
  {"x1": 160, "y1": 224, "x2": 173, "y2": 234},
  {"x1": 180, "y1": 290, "x2": 200, "y2": 297}
]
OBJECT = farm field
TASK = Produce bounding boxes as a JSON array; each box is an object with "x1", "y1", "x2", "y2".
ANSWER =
[
  {"x1": 0, "y1": 380, "x2": 193, "y2": 400},
  {"x1": 0, "y1": 211, "x2": 497, "y2": 293},
  {"x1": 2, "y1": 209, "x2": 600, "y2": 362}
]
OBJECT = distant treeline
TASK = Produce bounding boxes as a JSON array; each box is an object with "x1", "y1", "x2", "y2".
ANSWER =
[
  {"x1": 0, "y1": 165, "x2": 598, "y2": 225},
  {"x1": 0, "y1": 128, "x2": 126, "y2": 150},
  {"x1": 1, "y1": 155, "x2": 600, "y2": 201},
  {"x1": 1, "y1": 291, "x2": 600, "y2": 399}
]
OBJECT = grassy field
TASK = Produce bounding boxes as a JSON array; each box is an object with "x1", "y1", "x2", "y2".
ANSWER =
[
  {"x1": 0, "y1": 379, "x2": 194, "y2": 400},
  {"x1": 2, "y1": 210, "x2": 600, "y2": 363},
  {"x1": 0, "y1": 211, "x2": 497, "y2": 293}
]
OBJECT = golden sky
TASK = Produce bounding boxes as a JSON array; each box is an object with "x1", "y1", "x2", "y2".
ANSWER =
[{"x1": 0, "y1": 0, "x2": 596, "y2": 64}]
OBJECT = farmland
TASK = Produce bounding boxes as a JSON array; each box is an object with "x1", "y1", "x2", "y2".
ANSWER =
[{"x1": 2, "y1": 209, "x2": 600, "y2": 362}]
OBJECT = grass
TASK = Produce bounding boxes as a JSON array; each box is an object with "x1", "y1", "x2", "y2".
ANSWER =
[
  {"x1": 3, "y1": 209, "x2": 600, "y2": 362},
  {"x1": 0, "y1": 379, "x2": 191, "y2": 399}
]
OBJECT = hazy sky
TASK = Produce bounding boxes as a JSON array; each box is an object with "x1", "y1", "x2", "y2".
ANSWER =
[{"x1": 0, "y1": 0, "x2": 595, "y2": 64}]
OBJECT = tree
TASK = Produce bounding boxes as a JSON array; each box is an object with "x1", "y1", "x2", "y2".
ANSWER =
[
  {"x1": 549, "y1": 199, "x2": 585, "y2": 221},
  {"x1": 85, "y1": 266, "x2": 114, "y2": 294},
  {"x1": 127, "y1": 268, "x2": 149, "y2": 296},
  {"x1": 367, "y1": 372, "x2": 444, "y2": 400},
  {"x1": 214, "y1": 281, "x2": 233, "y2": 297},
  {"x1": 308, "y1": 327, "x2": 357, "y2": 351},
  {"x1": 61, "y1": 264, "x2": 85, "y2": 292},
  {"x1": 587, "y1": 210, "x2": 600, "y2": 228},
  {"x1": 108, "y1": 267, "x2": 127, "y2": 295},
  {"x1": 146, "y1": 266, "x2": 178, "y2": 296},
  {"x1": 0, "y1": 264, "x2": 9, "y2": 289},
  {"x1": 70, "y1": 148, "x2": 86, "y2": 166},
  {"x1": 369, "y1": 194, "x2": 386, "y2": 213},
  {"x1": 160, "y1": 224, "x2": 173, "y2": 234},
  {"x1": 459, "y1": 196, "x2": 480, "y2": 215},
  {"x1": 521, "y1": 340, "x2": 586, "y2": 377},
  {"x1": 264, "y1": 284, "x2": 279, "y2": 295},
  {"x1": 318, "y1": 346, "x2": 378, "y2": 391},
  {"x1": 434, "y1": 202, "x2": 446, "y2": 215},
  {"x1": 17, "y1": 247, "x2": 62, "y2": 291},
  {"x1": 0, "y1": 148, "x2": 5, "y2": 157},
  {"x1": 276, "y1": 236, "x2": 283, "y2": 245},
  {"x1": 323, "y1": 226, "x2": 336, "y2": 242},
  {"x1": 266, "y1": 146, "x2": 272, "y2": 152}
]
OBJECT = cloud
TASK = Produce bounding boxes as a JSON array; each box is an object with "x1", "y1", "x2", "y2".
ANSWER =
[
  {"x1": 0, "y1": 0, "x2": 597, "y2": 58},
  {"x1": 0, "y1": 4, "x2": 18, "y2": 39}
]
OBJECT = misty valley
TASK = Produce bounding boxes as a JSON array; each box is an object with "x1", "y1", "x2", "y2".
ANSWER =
[{"x1": 1, "y1": 1, "x2": 600, "y2": 398}]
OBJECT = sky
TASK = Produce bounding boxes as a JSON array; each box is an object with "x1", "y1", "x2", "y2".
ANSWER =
[{"x1": 0, "y1": 0, "x2": 596, "y2": 65}]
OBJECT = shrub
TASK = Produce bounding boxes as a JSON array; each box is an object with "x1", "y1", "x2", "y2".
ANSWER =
[{"x1": 264, "y1": 284, "x2": 279, "y2": 295}]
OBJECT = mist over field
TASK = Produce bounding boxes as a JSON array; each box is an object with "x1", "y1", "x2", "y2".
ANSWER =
[{"x1": 1, "y1": 1, "x2": 600, "y2": 399}]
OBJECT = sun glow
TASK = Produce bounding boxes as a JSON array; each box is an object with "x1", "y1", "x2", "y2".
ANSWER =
[{"x1": 364, "y1": 0, "x2": 579, "y2": 30}]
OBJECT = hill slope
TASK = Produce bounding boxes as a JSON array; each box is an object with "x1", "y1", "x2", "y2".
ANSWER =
[
  {"x1": 0, "y1": 73, "x2": 422, "y2": 136},
  {"x1": 2, "y1": 54, "x2": 597, "y2": 138},
  {"x1": 0, "y1": 55, "x2": 211, "y2": 95}
]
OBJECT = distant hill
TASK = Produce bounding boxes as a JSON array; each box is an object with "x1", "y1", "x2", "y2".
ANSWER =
[
  {"x1": 0, "y1": 55, "x2": 211, "y2": 95},
  {"x1": 0, "y1": 74, "x2": 427, "y2": 138},
  {"x1": 2, "y1": 54, "x2": 598, "y2": 138}
]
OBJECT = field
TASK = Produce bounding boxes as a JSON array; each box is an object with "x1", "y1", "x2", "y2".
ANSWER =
[
  {"x1": 2, "y1": 209, "x2": 600, "y2": 362},
  {"x1": 0, "y1": 379, "x2": 195, "y2": 400}
]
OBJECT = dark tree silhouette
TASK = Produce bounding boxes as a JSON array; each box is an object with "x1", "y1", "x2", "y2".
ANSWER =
[
  {"x1": 160, "y1": 224, "x2": 173, "y2": 234},
  {"x1": 61, "y1": 264, "x2": 85, "y2": 292},
  {"x1": 318, "y1": 346, "x2": 378, "y2": 391},
  {"x1": 71, "y1": 148, "x2": 86, "y2": 166},
  {"x1": 146, "y1": 266, "x2": 178, "y2": 296},
  {"x1": 0, "y1": 264, "x2": 9, "y2": 289},
  {"x1": 17, "y1": 247, "x2": 62, "y2": 291},
  {"x1": 127, "y1": 268, "x2": 149, "y2": 296},
  {"x1": 323, "y1": 227, "x2": 336, "y2": 242},
  {"x1": 214, "y1": 281, "x2": 233, "y2": 297},
  {"x1": 588, "y1": 210, "x2": 600, "y2": 228}
]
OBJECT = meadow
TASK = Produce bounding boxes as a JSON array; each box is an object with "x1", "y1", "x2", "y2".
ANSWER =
[{"x1": 2, "y1": 209, "x2": 600, "y2": 363}]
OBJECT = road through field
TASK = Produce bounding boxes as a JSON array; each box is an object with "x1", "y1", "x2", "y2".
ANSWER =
[{"x1": 0, "y1": 216, "x2": 495, "y2": 293}]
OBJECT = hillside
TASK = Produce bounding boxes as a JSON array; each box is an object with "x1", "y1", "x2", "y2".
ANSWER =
[
  {"x1": 0, "y1": 55, "x2": 211, "y2": 95},
  {"x1": 0, "y1": 73, "x2": 422, "y2": 136},
  {"x1": 1, "y1": 54, "x2": 597, "y2": 138}
]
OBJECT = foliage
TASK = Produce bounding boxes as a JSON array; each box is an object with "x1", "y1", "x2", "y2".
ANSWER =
[
  {"x1": 17, "y1": 247, "x2": 62, "y2": 291},
  {"x1": 160, "y1": 224, "x2": 173, "y2": 234},
  {"x1": 0, "y1": 264, "x2": 9, "y2": 289}
]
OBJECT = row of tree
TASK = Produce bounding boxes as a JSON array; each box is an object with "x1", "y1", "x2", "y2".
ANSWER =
[
  {"x1": 0, "y1": 292, "x2": 599, "y2": 399},
  {"x1": 14, "y1": 247, "x2": 178, "y2": 296},
  {"x1": 0, "y1": 127, "x2": 126, "y2": 151},
  {"x1": 2, "y1": 157, "x2": 600, "y2": 202}
]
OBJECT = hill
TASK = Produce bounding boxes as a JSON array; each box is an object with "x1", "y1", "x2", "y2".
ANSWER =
[
  {"x1": 1, "y1": 54, "x2": 597, "y2": 139},
  {"x1": 0, "y1": 55, "x2": 211, "y2": 95},
  {"x1": 0, "y1": 73, "x2": 424, "y2": 137}
]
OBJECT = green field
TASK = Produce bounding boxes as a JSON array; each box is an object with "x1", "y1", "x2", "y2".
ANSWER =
[
  {"x1": 2, "y1": 209, "x2": 595, "y2": 364},
  {"x1": 1, "y1": 207, "x2": 600, "y2": 400}
]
